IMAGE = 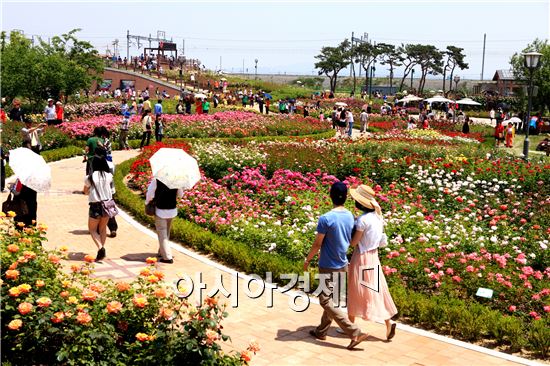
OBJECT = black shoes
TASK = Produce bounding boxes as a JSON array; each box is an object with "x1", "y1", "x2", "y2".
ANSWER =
[
  {"x1": 95, "y1": 247, "x2": 106, "y2": 262},
  {"x1": 159, "y1": 258, "x2": 174, "y2": 264},
  {"x1": 109, "y1": 231, "x2": 117, "y2": 238}
]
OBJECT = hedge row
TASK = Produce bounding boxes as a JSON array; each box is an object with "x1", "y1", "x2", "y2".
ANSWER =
[{"x1": 115, "y1": 156, "x2": 549, "y2": 359}]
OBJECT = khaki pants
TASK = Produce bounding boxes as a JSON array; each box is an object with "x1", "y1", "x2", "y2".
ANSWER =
[
  {"x1": 154, "y1": 216, "x2": 173, "y2": 260},
  {"x1": 315, "y1": 266, "x2": 360, "y2": 339}
]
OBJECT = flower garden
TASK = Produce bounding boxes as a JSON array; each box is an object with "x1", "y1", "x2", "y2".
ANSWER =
[
  {"x1": 2, "y1": 107, "x2": 549, "y2": 361},
  {"x1": 58, "y1": 111, "x2": 331, "y2": 141},
  {"x1": 124, "y1": 126, "x2": 549, "y2": 357}
]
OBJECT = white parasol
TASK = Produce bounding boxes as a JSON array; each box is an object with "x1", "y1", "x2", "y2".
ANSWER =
[
  {"x1": 8, "y1": 148, "x2": 51, "y2": 192},
  {"x1": 194, "y1": 93, "x2": 207, "y2": 99},
  {"x1": 334, "y1": 102, "x2": 348, "y2": 107},
  {"x1": 149, "y1": 148, "x2": 201, "y2": 190}
]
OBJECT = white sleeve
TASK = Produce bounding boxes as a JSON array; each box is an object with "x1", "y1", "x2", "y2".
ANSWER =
[
  {"x1": 145, "y1": 179, "x2": 156, "y2": 204},
  {"x1": 176, "y1": 188, "x2": 184, "y2": 198}
]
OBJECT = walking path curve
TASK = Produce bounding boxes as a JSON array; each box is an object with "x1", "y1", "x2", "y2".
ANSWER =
[{"x1": 1, "y1": 150, "x2": 542, "y2": 366}]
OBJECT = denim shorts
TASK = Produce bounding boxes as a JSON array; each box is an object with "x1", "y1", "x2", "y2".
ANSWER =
[{"x1": 89, "y1": 202, "x2": 105, "y2": 219}]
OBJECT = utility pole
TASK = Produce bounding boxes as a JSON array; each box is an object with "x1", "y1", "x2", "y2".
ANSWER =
[
  {"x1": 182, "y1": 39, "x2": 185, "y2": 55},
  {"x1": 481, "y1": 33, "x2": 486, "y2": 80},
  {"x1": 127, "y1": 30, "x2": 130, "y2": 60}
]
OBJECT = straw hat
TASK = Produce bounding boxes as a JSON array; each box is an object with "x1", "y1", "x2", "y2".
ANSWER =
[{"x1": 350, "y1": 185, "x2": 382, "y2": 216}]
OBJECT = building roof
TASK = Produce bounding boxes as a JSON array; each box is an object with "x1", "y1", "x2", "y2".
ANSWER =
[{"x1": 493, "y1": 70, "x2": 516, "y2": 81}]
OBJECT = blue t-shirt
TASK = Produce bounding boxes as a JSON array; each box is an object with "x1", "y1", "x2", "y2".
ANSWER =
[
  {"x1": 316, "y1": 209, "x2": 354, "y2": 269},
  {"x1": 154, "y1": 103, "x2": 163, "y2": 115}
]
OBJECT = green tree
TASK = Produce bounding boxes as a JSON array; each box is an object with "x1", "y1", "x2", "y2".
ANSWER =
[
  {"x1": 442, "y1": 46, "x2": 468, "y2": 92},
  {"x1": 417, "y1": 45, "x2": 444, "y2": 93},
  {"x1": 355, "y1": 42, "x2": 382, "y2": 92},
  {"x1": 397, "y1": 44, "x2": 424, "y2": 92},
  {"x1": 314, "y1": 40, "x2": 351, "y2": 92},
  {"x1": 40, "y1": 29, "x2": 103, "y2": 102},
  {"x1": 378, "y1": 43, "x2": 403, "y2": 92},
  {"x1": 0, "y1": 29, "x2": 103, "y2": 109},
  {"x1": 510, "y1": 39, "x2": 550, "y2": 113}
]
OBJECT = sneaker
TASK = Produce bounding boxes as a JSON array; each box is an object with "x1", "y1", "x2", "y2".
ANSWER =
[
  {"x1": 109, "y1": 231, "x2": 117, "y2": 238},
  {"x1": 159, "y1": 258, "x2": 174, "y2": 264},
  {"x1": 95, "y1": 247, "x2": 106, "y2": 262}
]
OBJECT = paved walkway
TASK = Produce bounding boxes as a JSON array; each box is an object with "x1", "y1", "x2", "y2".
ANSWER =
[{"x1": 1, "y1": 150, "x2": 539, "y2": 366}]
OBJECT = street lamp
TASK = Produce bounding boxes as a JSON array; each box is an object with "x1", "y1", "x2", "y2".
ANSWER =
[
  {"x1": 454, "y1": 75, "x2": 461, "y2": 91},
  {"x1": 410, "y1": 69, "x2": 415, "y2": 90},
  {"x1": 254, "y1": 59, "x2": 258, "y2": 80},
  {"x1": 522, "y1": 51, "x2": 543, "y2": 160}
]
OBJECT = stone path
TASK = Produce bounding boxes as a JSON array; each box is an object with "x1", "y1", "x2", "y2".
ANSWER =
[{"x1": 1, "y1": 150, "x2": 540, "y2": 366}]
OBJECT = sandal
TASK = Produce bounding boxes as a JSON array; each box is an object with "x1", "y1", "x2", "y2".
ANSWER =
[
  {"x1": 347, "y1": 333, "x2": 369, "y2": 350},
  {"x1": 387, "y1": 323, "x2": 396, "y2": 341}
]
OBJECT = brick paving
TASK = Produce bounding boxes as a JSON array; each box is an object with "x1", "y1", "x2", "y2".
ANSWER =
[{"x1": 1, "y1": 149, "x2": 536, "y2": 366}]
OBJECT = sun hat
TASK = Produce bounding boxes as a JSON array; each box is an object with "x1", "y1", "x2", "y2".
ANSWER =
[
  {"x1": 47, "y1": 98, "x2": 53, "y2": 102},
  {"x1": 350, "y1": 184, "x2": 382, "y2": 216}
]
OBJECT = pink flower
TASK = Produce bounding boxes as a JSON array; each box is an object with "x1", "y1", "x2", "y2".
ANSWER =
[
  {"x1": 508, "y1": 305, "x2": 516, "y2": 312},
  {"x1": 452, "y1": 276, "x2": 462, "y2": 283}
]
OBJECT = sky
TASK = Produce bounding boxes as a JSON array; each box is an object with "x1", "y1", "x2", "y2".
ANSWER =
[{"x1": 2, "y1": 0, "x2": 549, "y2": 80}]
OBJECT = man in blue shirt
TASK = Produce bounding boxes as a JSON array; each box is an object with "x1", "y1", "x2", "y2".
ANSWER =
[
  {"x1": 154, "y1": 100, "x2": 163, "y2": 142},
  {"x1": 304, "y1": 182, "x2": 368, "y2": 350}
]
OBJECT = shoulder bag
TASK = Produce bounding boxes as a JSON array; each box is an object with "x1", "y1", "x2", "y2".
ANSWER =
[{"x1": 2, "y1": 193, "x2": 29, "y2": 217}]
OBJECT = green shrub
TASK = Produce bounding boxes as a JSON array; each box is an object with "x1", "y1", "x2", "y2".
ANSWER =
[{"x1": 528, "y1": 319, "x2": 550, "y2": 358}]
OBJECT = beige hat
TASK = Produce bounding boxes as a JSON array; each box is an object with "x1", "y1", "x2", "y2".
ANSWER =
[{"x1": 350, "y1": 184, "x2": 382, "y2": 216}]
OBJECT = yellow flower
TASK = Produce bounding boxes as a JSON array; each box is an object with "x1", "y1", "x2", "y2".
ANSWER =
[
  {"x1": 8, "y1": 319, "x2": 23, "y2": 330},
  {"x1": 106, "y1": 301, "x2": 123, "y2": 314},
  {"x1": 135, "y1": 332, "x2": 149, "y2": 342},
  {"x1": 132, "y1": 294, "x2": 148, "y2": 308},
  {"x1": 0, "y1": 211, "x2": 6, "y2": 217},
  {"x1": 7, "y1": 211, "x2": 16, "y2": 217},
  {"x1": 35, "y1": 280, "x2": 45, "y2": 288},
  {"x1": 61, "y1": 280, "x2": 71, "y2": 288},
  {"x1": 76, "y1": 312, "x2": 92, "y2": 325},
  {"x1": 67, "y1": 296, "x2": 79, "y2": 305},
  {"x1": 7, "y1": 244, "x2": 19, "y2": 253},
  {"x1": 58, "y1": 245, "x2": 69, "y2": 252},
  {"x1": 5, "y1": 270, "x2": 19, "y2": 280},
  {"x1": 17, "y1": 284, "x2": 32, "y2": 293},
  {"x1": 8, "y1": 287, "x2": 21, "y2": 297},
  {"x1": 36, "y1": 297, "x2": 52, "y2": 308},
  {"x1": 18, "y1": 302, "x2": 33, "y2": 315}
]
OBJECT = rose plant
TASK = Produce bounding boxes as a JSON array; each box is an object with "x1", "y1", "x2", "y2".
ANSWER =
[{"x1": 0, "y1": 213, "x2": 257, "y2": 365}]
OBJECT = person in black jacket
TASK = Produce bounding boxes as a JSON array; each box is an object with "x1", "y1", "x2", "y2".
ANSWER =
[
  {"x1": 9, "y1": 99, "x2": 25, "y2": 122},
  {"x1": 145, "y1": 179, "x2": 183, "y2": 263}
]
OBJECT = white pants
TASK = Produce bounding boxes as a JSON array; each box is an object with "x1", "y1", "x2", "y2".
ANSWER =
[{"x1": 154, "y1": 216, "x2": 173, "y2": 260}]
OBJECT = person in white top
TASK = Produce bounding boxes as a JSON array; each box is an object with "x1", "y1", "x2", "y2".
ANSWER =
[
  {"x1": 346, "y1": 110, "x2": 354, "y2": 138},
  {"x1": 83, "y1": 151, "x2": 115, "y2": 261},
  {"x1": 347, "y1": 185, "x2": 398, "y2": 341},
  {"x1": 359, "y1": 110, "x2": 368, "y2": 134},
  {"x1": 44, "y1": 98, "x2": 57, "y2": 125},
  {"x1": 21, "y1": 120, "x2": 46, "y2": 154},
  {"x1": 145, "y1": 179, "x2": 184, "y2": 263}
]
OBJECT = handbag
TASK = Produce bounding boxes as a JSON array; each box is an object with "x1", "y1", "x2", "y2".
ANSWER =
[
  {"x1": 2, "y1": 193, "x2": 29, "y2": 217},
  {"x1": 145, "y1": 199, "x2": 156, "y2": 216},
  {"x1": 101, "y1": 199, "x2": 119, "y2": 218}
]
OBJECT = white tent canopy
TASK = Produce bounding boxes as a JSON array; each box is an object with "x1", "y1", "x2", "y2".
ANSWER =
[
  {"x1": 425, "y1": 95, "x2": 454, "y2": 104},
  {"x1": 456, "y1": 98, "x2": 482, "y2": 106},
  {"x1": 397, "y1": 95, "x2": 423, "y2": 103}
]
